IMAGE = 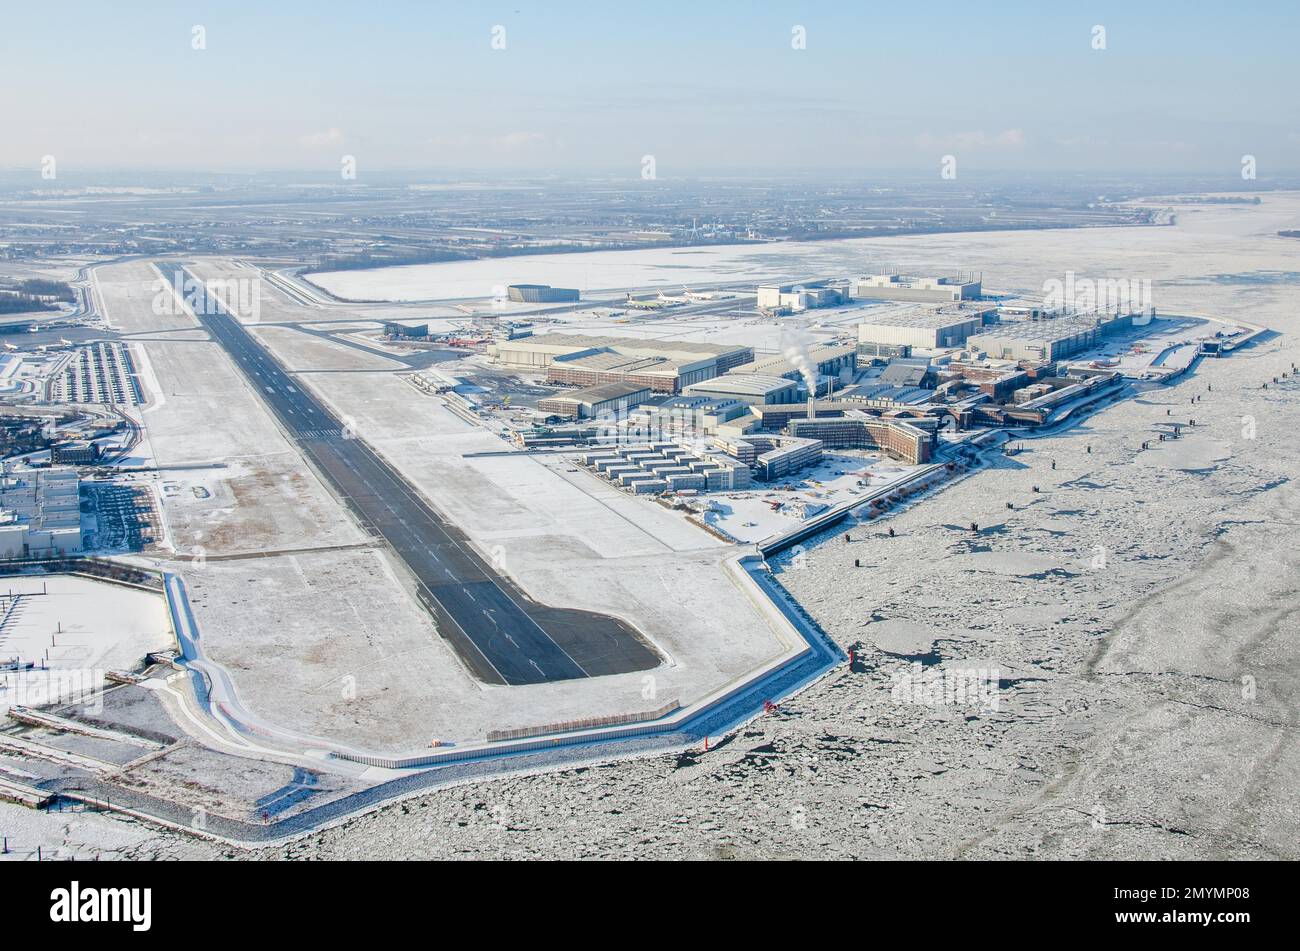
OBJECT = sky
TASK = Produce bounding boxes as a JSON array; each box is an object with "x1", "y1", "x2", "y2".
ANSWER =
[{"x1": 1, "y1": 1, "x2": 1297, "y2": 179}]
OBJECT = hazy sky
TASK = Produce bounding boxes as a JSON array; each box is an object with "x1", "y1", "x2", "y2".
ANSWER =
[{"x1": 2, "y1": 1, "x2": 1297, "y2": 178}]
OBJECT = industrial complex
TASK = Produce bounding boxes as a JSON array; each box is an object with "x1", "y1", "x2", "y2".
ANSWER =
[
  {"x1": 0, "y1": 244, "x2": 1270, "y2": 861},
  {"x1": 0, "y1": 466, "x2": 81, "y2": 558},
  {"x1": 853, "y1": 272, "x2": 983, "y2": 302},
  {"x1": 1, "y1": 0, "x2": 1294, "y2": 886}
]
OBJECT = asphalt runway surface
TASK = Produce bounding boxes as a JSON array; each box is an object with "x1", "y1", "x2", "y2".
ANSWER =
[{"x1": 159, "y1": 263, "x2": 659, "y2": 685}]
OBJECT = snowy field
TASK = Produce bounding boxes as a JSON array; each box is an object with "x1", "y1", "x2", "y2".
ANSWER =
[
  {"x1": 38, "y1": 194, "x2": 1300, "y2": 860},
  {"x1": 303, "y1": 200, "x2": 1276, "y2": 305},
  {"x1": 241, "y1": 194, "x2": 1300, "y2": 860},
  {"x1": 0, "y1": 575, "x2": 173, "y2": 714}
]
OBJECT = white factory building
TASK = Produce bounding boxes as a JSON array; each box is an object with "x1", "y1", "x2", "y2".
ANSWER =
[
  {"x1": 0, "y1": 467, "x2": 82, "y2": 559},
  {"x1": 857, "y1": 304, "x2": 997, "y2": 352},
  {"x1": 966, "y1": 312, "x2": 1136, "y2": 362},
  {"x1": 681, "y1": 374, "x2": 800, "y2": 406},
  {"x1": 853, "y1": 273, "x2": 982, "y2": 302},
  {"x1": 756, "y1": 281, "x2": 845, "y2": 312}
]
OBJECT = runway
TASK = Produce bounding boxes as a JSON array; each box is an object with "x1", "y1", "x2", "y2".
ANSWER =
[{"x1": 159, "y1": 263, "x2": 659, "y2": 685}]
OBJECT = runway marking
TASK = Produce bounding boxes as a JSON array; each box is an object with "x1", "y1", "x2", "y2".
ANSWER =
[{"x1": 167, "y1": 265, "x2": 606, "y2": 685}]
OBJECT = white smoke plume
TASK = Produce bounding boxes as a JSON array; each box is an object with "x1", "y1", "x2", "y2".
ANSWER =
[{"x1": 780, "y1": 325, "x2": 819, "y2": 397}]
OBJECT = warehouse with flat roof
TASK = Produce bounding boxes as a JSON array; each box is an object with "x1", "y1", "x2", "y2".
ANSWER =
[
  {"x1": 0, "y1": 466, "x2": 81, "y2": 558},
  {"x1": 853, "y1": 273, "x2": 982, "y2": 302},
  {"x1": 857, "y1": 305, "x2": 996, "y2": 351},
  {"x1": 537, "y1": 381, "x2": 653, "y2": 419},
  {"x1": 490, "y1": 333, "x2": 752, "y2": 393},
  {"x1": 756, "y1": 281, "x2": 846, "y2": 312},
  {"x1": 728, "y1": 344, "x2": 857, "y2": 381},
  {"x1": 490, "y1": 333, "x2": 752, "y2": 370},
  {"x1": 967, "y1": 313, "x2": 1134, "y2": 362},
  {"x1": 682, "y1": 374, "x2": 800, "y2": 406},
  {"x1": 546, "y1": 350, "x2": 716, "y2": 393}
]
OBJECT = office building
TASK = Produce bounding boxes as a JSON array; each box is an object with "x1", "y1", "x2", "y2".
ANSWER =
[{"x1": 786, "y1": 413, "x2": 934, "y2": 465}]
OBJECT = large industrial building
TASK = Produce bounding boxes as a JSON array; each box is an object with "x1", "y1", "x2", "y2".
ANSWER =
[
  {"x1": 966, "y1": 312, "x2": 1134, "y2": 362},
  {"x1": 381, "y1": 321, "x2": 430, "y2": 338},
  {"x1": 756, "y1": 281, "x2": 846, "y2": 313},
  {"x1": 857, "y1": 304, "x2": 996, "y2": 352},
  {"x1": 853, "y1": 273, "x2": 982, "y2": 302},
  {"x1": 628, "y1": 396, "x2": 750, "y2": 436},
  {"x1": 546, "y1": 351, "x2": 716, "y2": 393},
  {"x1": 507, "y1": 284, "x2": 580, "y2": 303},
  {"x1": 681, "y1": 374, "x2": 800, "y2": 406},
  {"x1": 728, "y1": 344, "x2": 857, "y2": 384},
  {"x1": 537, "y1": 381, "x2": 652, "y2": 419},
  {"x1": 490, "y1": 334, "x2": 752, "y2": 395},
  {"x1": 0, "y1": 466, "x2": 81, "y2": 558}
]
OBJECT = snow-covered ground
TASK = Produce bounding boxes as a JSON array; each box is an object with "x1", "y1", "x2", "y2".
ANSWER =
[
  {"x1": 0, "y1": 575, "x2": 173, "y2": 714},
  {"x1": 241, "y1": 194, "x2": 1300, "y2": 860},
  {"x1": 17, "y1": 194, "x2": 1299, "y2": 860},
  {"x1": 694, "y1": 452, "x2": 920, "y2": 543}
]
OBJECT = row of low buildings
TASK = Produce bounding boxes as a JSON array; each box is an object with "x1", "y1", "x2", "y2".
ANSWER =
[
  {"x1": 0, "y1": 466, "x2": 81, "y2": 559},
  {"x1": 579, "y1": 442, "x2": 752, "y2": 494}
]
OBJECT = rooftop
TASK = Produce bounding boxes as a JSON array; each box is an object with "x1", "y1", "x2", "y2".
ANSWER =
[
  {"x1": 970, "y1": 317, "x2": 1109, "y2": 342},
  {"x1": 684, "y1": 374, "x2": 797, "y2": 397},
  {"x1": 501, "y1": 333, "x2": 749, "y2": 357},
  {"x1": 542, "y1": 380, "x2": 653, "y2": 404},
  {"x1": 858, "y1": 304, "x2": 996, "y2": 330},
  {"x1": 730, "y1": 344, "x2": 857, "y2": 377}
]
